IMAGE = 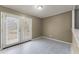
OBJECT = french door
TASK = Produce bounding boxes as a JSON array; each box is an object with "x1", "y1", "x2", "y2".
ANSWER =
[
  {"x1": 21, "y1": 17, "x2": 32, "y2": 42},
  {"x1": 1, "y1": 12, "x2": 20, "y2": 48}
]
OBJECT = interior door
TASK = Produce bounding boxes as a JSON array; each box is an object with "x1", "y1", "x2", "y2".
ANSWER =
[{"x1": 1, "y1": 12, "x2": 20, "y2": 48}]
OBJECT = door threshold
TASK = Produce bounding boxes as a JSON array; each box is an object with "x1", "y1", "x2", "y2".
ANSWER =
[{"x1": 3, "y1": 40, "x2": 32, "y2": 49}]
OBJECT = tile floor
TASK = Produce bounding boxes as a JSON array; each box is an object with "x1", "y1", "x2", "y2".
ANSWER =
[{"x1": 0, "y1": 38, "x2": 71, "y2": 54}]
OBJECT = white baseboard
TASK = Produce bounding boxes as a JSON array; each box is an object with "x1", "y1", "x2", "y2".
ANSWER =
[
  {"x1": 32, "y1": 36, "x2": 42, "y2": 40},
  {"x1": 41, "y1": 36, "x2": 72, "y2": 45},
  {"x1": 32, "y1": 36, "x2": 71, "y2": 44}
]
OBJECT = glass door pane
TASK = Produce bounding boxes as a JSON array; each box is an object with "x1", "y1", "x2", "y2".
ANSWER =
[
  {"x1": 23, "y1": 19, "x2": 29, "y2": 40},
  {"x1": 5, "y1": 16, "x2": 19, "y2": 45},
  {"x1": 21, "y1": 17, "x2": 32, "y2": 42}
]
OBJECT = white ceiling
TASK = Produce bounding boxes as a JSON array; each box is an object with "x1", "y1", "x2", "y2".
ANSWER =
[{"x1": 3, "y1": 5, "x2": 73, "y2": 18}]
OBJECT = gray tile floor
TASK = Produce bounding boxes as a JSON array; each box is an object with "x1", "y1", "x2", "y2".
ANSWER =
[{"x1": 0, "y1": 38, "x2": 71, "y2": 54}]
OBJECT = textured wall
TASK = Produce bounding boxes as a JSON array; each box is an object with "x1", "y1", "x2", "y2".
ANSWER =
[
  {"x1": 42, "y1": 11, "x2": 72, "y2": 43},
  {"x1": 32, "y1": 17, "x2": 42, "y2": 38},
  {"x1": 75, "y1": 9, "x2": 79, "y2": 29},
  {"x1": 0, "y1": 14, "x2": 1, "y2": 47}
]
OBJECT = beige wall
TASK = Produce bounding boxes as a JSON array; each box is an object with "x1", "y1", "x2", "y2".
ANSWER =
[
  {"x1": 42, "y1": 11, "x2": 72, "y2": 43},
  {"x1": 32, "y1": 18, "x2": 42, "y2": 38},
  {"x1": 0, "y1": 6, "x2": 42, "y2": 39}
]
